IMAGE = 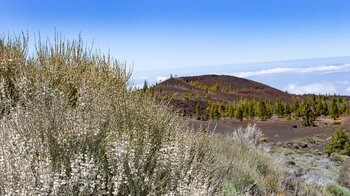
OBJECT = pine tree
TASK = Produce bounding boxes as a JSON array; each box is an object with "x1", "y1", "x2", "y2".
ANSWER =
[
  {"x1": 330, "y1": 97, "x2": 340, "y2": 120},
  {"x1": 248, "y1": 102, "x2": 255, "y2": 119},
  {"x1": 293, "y1": 101, "x2": 301, "y2": 118},
  {"x1": 256, "y1": 100, "x2": 268, "y2": 121},
  {"x1": 311, "y1": 95, "x2": 318, "y2": 114},
  {"x1": 209, "y1": 103, "x2": 221, "y2": 120},
  {"x1": 242, "y1": 98, "x2": 251, "y2": 119},
  {"x1": 227, "y1": 103, "x2": 234, "y2": 118},
  {"x1": 234, "y1": 105, "x2": 243, "y2": 121},
  {"x1": 209, "y1": 104, "x2": 214, "y2": 119},
  {"x1": 300, "y1": 100, "x2": 316, "y2": 127},
  {"x1": 325, "y1": 127, "x2": 350, "y2": 156},
  {"x1": 274, "y1": 100, "x2": 284, "y2": 118},
  {"x1": 322, "y1": 99, "x2": 329, "y2": 116},
  {"x1": 346, "y1": 107, "x2": 350, "y2": 115},
  {"x1": 338, "y1": 97, "x2": 347, "y2": 114},
  {"x1": 284, "y1": 102, "x2": 292, "y2": 120},
  {"x1": 265, "y1": 102, "x2": 273, "y2": 119},
  {"x1": 142, "y1": 80, "x2": 149, "y2": 92},
  {"x1": 315, "y1": 97, "x2": 324, "y2": 116}
]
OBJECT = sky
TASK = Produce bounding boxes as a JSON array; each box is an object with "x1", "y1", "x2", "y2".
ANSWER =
[{"x1": 1, "y1": 0, "x2": 350, "y2": 95}]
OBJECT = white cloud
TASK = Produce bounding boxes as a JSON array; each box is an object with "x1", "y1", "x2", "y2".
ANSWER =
[
  {"x1": 232, "y1": 64, "x2": 350, "y2": 78},
  {"x1": 235, "y1": 67, "x2": 294, "y2": 78},
  {"x1": 156, "y1": 76, "x2": 168, "y2": 82},
  {"x1": 284, "y1": 83, "x2": 337, "y2": 95},
  {"x1": 346, "y1": 87, "x2": 350, "y2": 93},
  {"x1": 336, "y1": 80, "x2": 350, "y2": 85}
]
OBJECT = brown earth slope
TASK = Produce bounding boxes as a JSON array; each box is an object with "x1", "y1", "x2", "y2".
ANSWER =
[
  {"x1": 155, "y1": 74, "x2": 294, "y2": 117},
  {"x1": 160, "y1": 74, "x2": 292, "y2": 102}
]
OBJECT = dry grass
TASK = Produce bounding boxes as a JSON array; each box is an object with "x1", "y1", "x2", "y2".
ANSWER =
[{"x1": 212, "y1": 124, "x2": 287, "y2": 195}]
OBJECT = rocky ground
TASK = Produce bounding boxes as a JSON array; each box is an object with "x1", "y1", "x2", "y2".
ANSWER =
[
  {"x1": 190, "y1": 115, "x2": 350, "y2": 193},
  {"x1": 272, "y1": 137, "x2": 349, "y2": 191}
]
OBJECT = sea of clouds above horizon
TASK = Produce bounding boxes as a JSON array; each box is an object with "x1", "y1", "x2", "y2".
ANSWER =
[{"x1": 132, "y1": 57, "x2": 350, "y2": 96}]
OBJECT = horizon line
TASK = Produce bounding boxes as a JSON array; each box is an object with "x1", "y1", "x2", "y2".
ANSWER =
[{"x1": 135, "y1": 55, "x2": 350, "y2": 73}]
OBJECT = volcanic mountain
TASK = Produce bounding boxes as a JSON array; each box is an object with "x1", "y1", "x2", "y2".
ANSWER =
[{"x1": 154, "y1": 74, "x2": 294, "y2": 118}]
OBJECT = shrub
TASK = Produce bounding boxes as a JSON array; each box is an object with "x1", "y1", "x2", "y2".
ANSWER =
[
  {"x1": 183, "y1": 92, "x2": 191, "y2": 100},
  {"x1": 0, "y1": 34, "x2": 223, "y2": 195},
  {"x1": 211, "y1": 124, "x2": 285, "y2": 195},
  {"x1": 333, "y1": 120, "x2": 342, "y2": 125},
  {"x1": 208, "y1": 83, "x2": 219, "y2": 91},
  {"x1": 259, "y1": 137, "x2": 269, "y2": 142},
  {"x1": 325, "y1": 127, "x2": 350, "y2": 156},
  {"x1": 208, "y1": 103, "x2": 221, "y2": 119}
]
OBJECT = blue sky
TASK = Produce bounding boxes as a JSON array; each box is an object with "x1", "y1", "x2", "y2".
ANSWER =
[{"x1": 1, "y1": 0, "x2": 350, "y2": 94}]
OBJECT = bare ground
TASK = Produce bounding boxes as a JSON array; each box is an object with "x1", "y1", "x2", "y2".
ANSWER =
[{"x1": 189, "y1": 115, "x2": 350, "y2": 143}]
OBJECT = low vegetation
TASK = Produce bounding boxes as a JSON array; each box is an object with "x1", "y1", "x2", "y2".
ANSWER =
[
  {"x1": 274, "y1": 136, "x2": 350, "y2": 195},
  {"x1": 213, "y1": 125, "x2": 286, "y2": 195},
  {"x1": 1, "y1": 34, "x2": 349, "y2": 195}
]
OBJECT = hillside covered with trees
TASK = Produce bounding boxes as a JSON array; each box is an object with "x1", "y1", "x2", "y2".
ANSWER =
[{"x1": 152, "y1": 76, "x2": 350, "y2": 126}]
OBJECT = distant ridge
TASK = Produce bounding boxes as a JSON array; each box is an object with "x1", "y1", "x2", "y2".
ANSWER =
[{"x1": 160, "y1": 74, "x2": 291, "y2": 101}]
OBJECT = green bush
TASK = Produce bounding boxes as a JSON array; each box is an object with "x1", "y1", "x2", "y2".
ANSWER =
[
  {"x1": 208, "y1": 83, "x2": 219, "y2": 91},
  {"x1": 325, "y1": 127, "x2": 350, "y2": 156},
  {"x1": 183, "y1": 92, "x2": 191, "y2": 100},
  {"x1": 259, "y1": 137, "x2": 269, "y2": 142}
]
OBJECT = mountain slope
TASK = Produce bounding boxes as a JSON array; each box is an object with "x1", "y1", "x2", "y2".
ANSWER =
[{"x1": 154, "y1": 74, "x2": 293, "y2": 117}]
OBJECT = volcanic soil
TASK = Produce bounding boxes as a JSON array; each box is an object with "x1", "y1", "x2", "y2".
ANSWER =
[{"x1": 189, "y1": 115, "x2": 350, "y2": 143}]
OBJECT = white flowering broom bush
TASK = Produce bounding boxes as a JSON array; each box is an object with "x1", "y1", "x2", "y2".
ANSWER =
[{"x1": 0, "y1": 35, "x2": 223, "y2": 195}]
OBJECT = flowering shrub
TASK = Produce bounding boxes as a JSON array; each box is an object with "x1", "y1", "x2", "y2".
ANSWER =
[{"x1": 0, "y1": 35, "x2": 222, "y2": 195}]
